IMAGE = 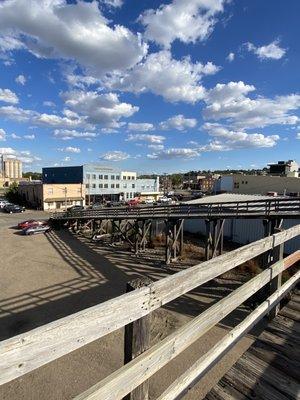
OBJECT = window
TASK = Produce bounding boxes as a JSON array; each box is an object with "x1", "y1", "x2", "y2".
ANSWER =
[
  {"x1": 116, "y1": 175, "x2": 120, "y2": 180},
  {"x1": 92, "y1": 174, "x2": 96, "y2": 180},
  {"x1": 104, "y1": 183, "x2": 108, "y2": 188},
  {"x1": 132, "y1": 184, "x2": 135, "y2": 189},
  {"x1": 92, "y1": 184, "x2": 96, "y2": 188},
  {"x1": 86, "y1": 183, "x2": 89, "y2": 188},
  {"x1": 47, "y1": 188, "x2": 53, "y2": 195},
  {"x1": 99, "y1": 174, "x2": 103, "y2": 179},
  {"x1": 141, "y1": 185, "x2": 145, "y2": 190},
  {"x1": 123, "y1": 183, "x2": 127, "y2": 188},
  {"x1": 104, "y1": 175, "x2": 108, "y2": 180},
  {"x1": 111, "y1": 184, "x2": 115, "y2": 188},
  {"x1": 99, "y1": 183, "x2": 103, "y2": 188},
  {"x1": 86, "y1": 174, "x2": 90, "y2": 179},
  {"x1": 123, "y1": 176, "x2": 127, "y2": 180},
  {"x1": 111, "y1": 175, "x2": 115, "y2": 180},
  {"x1": 116, "y1": 183, "x2": 120, "y2": 189},
  {"x1": 132, "y1": 176, "x2": 135, "y2": 180}
]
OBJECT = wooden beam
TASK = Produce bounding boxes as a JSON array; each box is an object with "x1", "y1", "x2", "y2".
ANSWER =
[
  {"x1": 124, "y1": 278, "x2": 152, "y2": 400},
  {"x1": 73, "y1": 255, "x2": 298, "y2": 400},
  {"x1": 0, "y1": 227, "x2": 299, "y2": 386},
  {"x1": 156, "y1": 269, "x2": 300, "y2": 400}
]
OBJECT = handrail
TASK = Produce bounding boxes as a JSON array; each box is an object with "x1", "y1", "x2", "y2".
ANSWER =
[
  {"x1": 50, "y1": 197, "x2": 300, "y2": 221},
  {"x1": 75, "y1": 255, "x2": 300, "y2": 400},
  {"x1": 0, "y1": 225, "x2": 299, "y2": 387}
]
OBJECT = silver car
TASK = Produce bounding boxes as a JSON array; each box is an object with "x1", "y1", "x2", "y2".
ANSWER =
[{"x1": 23, "y1": 225, "x2": 51, "y2": 235}]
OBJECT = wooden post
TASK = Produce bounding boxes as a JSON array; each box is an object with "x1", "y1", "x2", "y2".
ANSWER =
[
  {"x1": 269, "y1": 226, "x2": 284, "y2": 319},
  {"x1": 124, "y1": 277, "x2": 152, "y2": 400},
  {"x1": 205, "y1": 219, "x2": 212, "y2": 261}
]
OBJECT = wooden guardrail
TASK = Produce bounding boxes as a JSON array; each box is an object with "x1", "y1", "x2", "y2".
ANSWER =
[
  {"x1": 0, "y1": 225, "x2": 299, "y2": 399},
  {"x1": 50, "y1": 197, "x2": 300, "y2": 221}
]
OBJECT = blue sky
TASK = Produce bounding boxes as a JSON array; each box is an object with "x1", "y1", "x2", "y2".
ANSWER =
[{"x1": 0, "y1": 0, "x2": 299, "y2": 173}]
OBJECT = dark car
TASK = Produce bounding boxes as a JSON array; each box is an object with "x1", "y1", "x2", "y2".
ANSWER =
[
  {"x1": 4, "y1": 204, "x2": 25, "y2": 213},
  {"x1": 67, "y1": 205, "x2": 84, "y2": 213}
]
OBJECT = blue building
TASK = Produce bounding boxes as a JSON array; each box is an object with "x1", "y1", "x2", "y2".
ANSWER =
[{"x1": 42, "y1": 164, "x2": 159, "y2": 203}]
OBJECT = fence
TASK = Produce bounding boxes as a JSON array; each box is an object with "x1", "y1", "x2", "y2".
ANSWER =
[
  {"x1": 0, "y1": 225, "x2": 299, "y2": 399},
  {"x1": 51, "y1": 197, "x2": 300, "y2": 220}
]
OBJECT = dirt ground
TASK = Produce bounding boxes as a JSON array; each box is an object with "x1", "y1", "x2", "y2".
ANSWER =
[{"x1": 0, "y1": 210, "x2": 264, "y2": 400}]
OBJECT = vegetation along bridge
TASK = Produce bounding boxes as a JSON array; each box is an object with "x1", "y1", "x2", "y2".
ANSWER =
[{"x1": 50, "y1": 197, "x2": 300, "y2": 264}]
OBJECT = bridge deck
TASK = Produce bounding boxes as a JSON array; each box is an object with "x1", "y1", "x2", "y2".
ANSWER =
[{"x1": 205, "y1": 290, "x2": 300, "y2": 400}]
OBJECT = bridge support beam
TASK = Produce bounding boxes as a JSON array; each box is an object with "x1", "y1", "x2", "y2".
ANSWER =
[
  {"x1": 165, "y1": 219, "x2": 184, "y2": 265},
  {"x1": 205, "y1": 219, "x2": 225, "y2": 260}
]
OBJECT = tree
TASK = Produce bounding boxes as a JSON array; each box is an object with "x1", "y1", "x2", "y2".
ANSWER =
[{"x1": 5, "y1": 182, "x2": 22, "y2": 204}]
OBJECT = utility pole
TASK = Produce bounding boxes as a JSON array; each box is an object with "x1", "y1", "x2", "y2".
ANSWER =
[{"x1": 64, "y1": 186, "x2": 67, "y2": 211}]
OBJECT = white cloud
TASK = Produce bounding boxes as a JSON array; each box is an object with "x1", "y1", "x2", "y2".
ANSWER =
[
  {"x1": 58, "y1": 146, "x2": 81, "y2": 153},
  {"x1": 11, "y1": 133, "x2": 21, "y2": 139},
  {"x1": 0, "y1": 0, "x2": 147, "y2": 76},
  {"x1": 127, "y1": 122, "x2": 154, "y2": 132},
  {"x1": 226, "y1": 52, "x2": 235, "y2": 62},
  {"x1": 126, "y1": 134, "x2": 165, "y2": 144},
  {"x1": 107, "y1": 51, "x2": 218, "y2": 103},
  {"x1": 140, "y1": 0, "x2": 226, "y2": 48},
  {"x1": 24, "y1": 134, "x2": 35, "y2": 140},
  {"x1": 0, "y1": 88, "x2": 19, "y2": 104},
  {"x1": 160, "y1": 114, "x2": 197, "y2": 131},
  {"x1": 101, "y1": 0, "x2": 123, "y2": 8},
  {"x1": 201, "y1": 123, "x2": 280, "y2": 150},
  {"x1": 203, "y1": 81, "x2": 300, "y2": 129},
  {"x1": 245, "y1": 40, "x2": 286, "y2": 60},
  {"x1": 0, "y1": 147, "x2": 40, "y2": 163},
  {"x1": 100, "y1": 150, "x2": 129, "y2": 161},
  {"x1": 15, "y1": 74, "x2": 26, "y2": 85},
  {"x1": 148, "y1": 144, "x2": 164, "y2": 151},
  {"x1": 0, "y1": 128, "x2": 6, "y2": 140},
  {"x1": 63, "y1": 156, "x2": 71, "y2": 162},
  {"x1": 43, "y1": 101, "x2": 56, "y2": 107},
  {"x1": 34, "y1": 112, "x2": 90, "y2": 129},
  {"x1": 62, "y1": 90, "x2": 138, "y2": 126},
  {"x1": 0, "y1": 105, "x2": 34, "y2": 122},
  {"x1": 53, "y1": 129, "x2": 97, "y2": 140},
  {"x1": 147, "y1": 147, "x2": 199, "y2": 160},
  {"x1": 64, "y1": 73, "x2": 101, "y2": 89}
]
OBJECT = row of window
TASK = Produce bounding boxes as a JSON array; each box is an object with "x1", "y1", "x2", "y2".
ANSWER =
[
  {"x1": 86, "y1": 183, "x2": 136, "y2": 189},
  {"x1": 86, "y1": 174, "x2": 136, "y2": 180}
]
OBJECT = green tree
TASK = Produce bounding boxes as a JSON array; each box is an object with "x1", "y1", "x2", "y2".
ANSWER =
[{"x1": 5, "y1": 182, "x2": 21, "y2": 204}]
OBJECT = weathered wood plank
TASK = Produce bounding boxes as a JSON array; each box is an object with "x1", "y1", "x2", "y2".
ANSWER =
[
  {"x1": 74, "y1": 265, "x2": 300, "y2": 400},
  {"x1": 1, "y1": 227, "x2": 298, "y2": 386},
  {"x1": 238, "y1": 352, "x2": 300, "y2": 399},
  {"x1": 155, "y1": 271, "x2": 300, "y2": 400}
]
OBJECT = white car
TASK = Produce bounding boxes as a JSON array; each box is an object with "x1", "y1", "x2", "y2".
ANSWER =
[{"x1": 23, "y1": 225, "x2": 51, "y2": 235}]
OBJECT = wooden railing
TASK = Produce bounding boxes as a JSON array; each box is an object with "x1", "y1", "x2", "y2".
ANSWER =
[
  {"x1": 50, "y1": 197, "x2": 300, "y2": 221},
  {"x1": 0, "y1": 225, "x2": 299, "y2": 399}
]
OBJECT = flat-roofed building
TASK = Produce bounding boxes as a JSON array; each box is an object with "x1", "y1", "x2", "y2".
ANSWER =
[
  {"x1": 18, "y1": 181, "x2": 85, "y2": 211},
  {"x1": 42, "y1": 164, "x2": 159, "y2": 203},
  {"x1": 214, "y1": 174, "x2": 300, "y2": 196}
]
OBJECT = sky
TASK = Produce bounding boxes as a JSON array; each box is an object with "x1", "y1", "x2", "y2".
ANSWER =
[{"x1": 0, "y1": 0, "x2": 299, "y2": 174}]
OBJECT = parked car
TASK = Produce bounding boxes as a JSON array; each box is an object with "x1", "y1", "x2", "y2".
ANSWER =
[
  {"x1": 67, "y1": 205, "x2": 84, "y2": 212},
  {"x1": 127, "y1": 198, "x2": 140, "y2": 207},
  {"x1": 18, "y1": 219, "x2": 48, "y2": 229},
  {"x1": 4, "y1": 204, "x2": 25, "y2": 213},
  {"x1": 23, "y1": 225, "x2": 51, "y2": 235},
  {"x1": 0, "y1": 199, "x2": 9, "y2": 209},
  {"x1": 158, "y1": 196, "x2": 172, "y2": 203}
]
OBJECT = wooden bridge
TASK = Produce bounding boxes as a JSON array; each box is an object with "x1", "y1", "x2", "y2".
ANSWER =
[
  {"x1": 50, "y1": 197, "x2": 300, "y2": 264},
  {"x1": 205, "y1": 291, "x2": 300, "y2": 400},
  {"x1": 0, "y1": 224, "x2": 299, "y2": 399}
]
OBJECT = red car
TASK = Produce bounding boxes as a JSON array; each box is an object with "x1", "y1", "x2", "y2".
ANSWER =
[
  {"x1": 127, "y1": 198, "x2": 140, "y2": 207},
  {"x1": 18, "y1": 220, "x2": 48, "y2": 229}
]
